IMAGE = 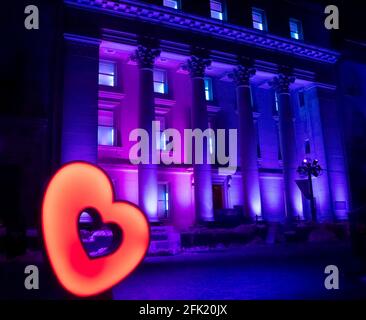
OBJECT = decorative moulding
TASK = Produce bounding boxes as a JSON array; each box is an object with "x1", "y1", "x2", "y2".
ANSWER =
[{"x1": 65, "y1": 0, "x2": 340, "y2": 64}]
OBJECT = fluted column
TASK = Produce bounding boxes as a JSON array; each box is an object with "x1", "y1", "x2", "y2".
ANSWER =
[
  {"x1": 233, "y1": 61, "x2": 262, "y2": 220},
  {"x1": 270, "y1": 67, "x2": 302, "y2": 220},
  {"x1": 132, "y1": 44, "x2": 161, "y2": 222},
  {"x1": 187, "y1": 54, "x2": 214, "y2": 223}
]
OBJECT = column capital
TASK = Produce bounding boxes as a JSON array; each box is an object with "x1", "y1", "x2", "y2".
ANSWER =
[
  {"x1": 186, "y1": 55, "x2": 212, "y2": 78},
  {"x1": 269, "y1": 66, "x2": 296, "y2": 94},
  {"x1": 232, "y1": 64, "x2": 256, "y2": 86},
  {"x1": 131, "y1": 45, "x2": 161, "y2": 69}
]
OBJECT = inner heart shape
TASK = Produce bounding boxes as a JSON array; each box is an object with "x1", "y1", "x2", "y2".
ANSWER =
[
  {"x1": 42, "y1": 162, "x2": 150, "y2": 297},
  {"x1": 78, "y1": 208, "x2": 123, "y2": 259}
]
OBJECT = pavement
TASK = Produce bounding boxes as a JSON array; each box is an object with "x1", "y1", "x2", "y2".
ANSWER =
[
  {"x1": 1, "y1": 241, "x2": 366, "y2": 300},
  {"x1": 113, "y1": 242, "x2": 366, "y2": 300}
]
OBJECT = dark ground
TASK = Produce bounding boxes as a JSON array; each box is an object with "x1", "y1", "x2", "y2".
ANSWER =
[
  {"x1": 1, "y1": 242, "x2": 366, "y2": 300},
  {"x1": 113, "y1": 242, "x2": 366, "y2": 300}
]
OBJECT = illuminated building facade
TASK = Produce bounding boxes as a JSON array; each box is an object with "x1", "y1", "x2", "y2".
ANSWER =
[{"x1": 3, "y1": 0, "x2": 365, "y2": 234}]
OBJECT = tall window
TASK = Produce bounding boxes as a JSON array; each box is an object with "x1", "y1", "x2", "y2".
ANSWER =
[
  {"x1": 157, "y1": 183, "x2": 170, "y2": 219},
  {"x1": 153, "y1": 69, "x2": 168, "y2": 94},
  {"x1": 298, "y1": 91, "x2": 305, "y2": 107},
  {"x1": 99, "y1": 61, "x2": 116, "y2": 87},
  {"x1": 208, "y1": 120, "x2": 215, "y2": 156},
  {"x1": 255, "y1": 122, "x2": 261, "y2": 159},
  {"x1": 275, "y1": 92, "x2": 279, "y2": 113},
  {"x1": 289, "y1": 18, "x2": 303, "y2": 40},
  {"x1": 98, "y1": 109, "x2": 115, "y2": 146},
  {"x1": 204, "y1": 77, "x2": 213, "y2": 101},
  {"x1": 305, "y1": 139, "x2": 311, "y2": 154},
  {"x1": 210, "y1": 0, "x2": 225, "y2": 20},
  {"x1": 156, "y1": 116, "x2": 167, "y2": 151},
  {"x1": 252, "y1": 8, "x2": 267, "y2": 31},
  {"x1": 276, "y1": 124, "x2": 282, "y2": 161},
  {"x1": 163, "y1": 0, "x2": 179, "y2": 9}
]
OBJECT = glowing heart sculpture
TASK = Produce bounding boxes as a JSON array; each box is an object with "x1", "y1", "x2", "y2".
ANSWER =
[{"x1": 42, "y1": 162, "x2": 150, "y2": 297}]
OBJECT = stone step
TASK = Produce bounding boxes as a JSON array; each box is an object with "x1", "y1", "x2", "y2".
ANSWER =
[{"x1": 148, "y1": 225, "x2": 181, "y2": 255}]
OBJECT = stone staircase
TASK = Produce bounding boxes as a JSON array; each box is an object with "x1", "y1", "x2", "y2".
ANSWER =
[{"x1": 148, "y1": 225, "x2": 181, "y2": 255}]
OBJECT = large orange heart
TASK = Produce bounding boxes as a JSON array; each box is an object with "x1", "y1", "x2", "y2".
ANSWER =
[{"x1": 42, "y1": 162, "x2": 150, "y2": 297}]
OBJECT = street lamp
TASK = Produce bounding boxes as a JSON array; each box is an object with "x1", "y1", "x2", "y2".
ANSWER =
[{"x1": 297, "y1": 158, "x2": 322, "y2": 222}]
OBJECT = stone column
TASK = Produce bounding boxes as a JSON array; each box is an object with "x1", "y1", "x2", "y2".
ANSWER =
[
  {"x1": 233, "y1": 61, "x2": 262, "y2": 220},
  {"x1": 187, "y1": 55, "x2": 214, "y2": 223},
  {"x1": 61, "y1": 34, "x2": 100, "y2": 164},
  {"x1": 270, "y1": 67, "x2": 302, "y2": 220},
  {"x1": 132, "y1": 44, "x2": 161, "y2": 222}
]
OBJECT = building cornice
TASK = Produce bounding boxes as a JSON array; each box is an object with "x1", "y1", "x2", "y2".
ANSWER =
[{"x1": 65, "y1": 0, "x2": 340, "y2": 64}]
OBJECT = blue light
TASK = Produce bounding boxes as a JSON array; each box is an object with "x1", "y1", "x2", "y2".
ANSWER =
[
  {"x1": 204, "y1": 78, "x2": 213, "y2": 101},
  {"x1": 165, "y1": 192, "x2": 169, "y2": 210}
]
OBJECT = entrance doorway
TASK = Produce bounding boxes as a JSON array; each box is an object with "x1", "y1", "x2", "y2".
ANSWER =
[
  {"x1": 212, "y1": 184, "x2": 224, "y2": 211},
  {"x1": 157, "y1": 183, "x2": 170, "y2": 220}
]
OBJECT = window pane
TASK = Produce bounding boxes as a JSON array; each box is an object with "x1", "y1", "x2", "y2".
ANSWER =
[
  {"x1": 98, "y1": 126, "x2": 114, "y2": 146},
  {"x1": 291, "y1": 32, "x2": 299, "y2": 40},
  {"x1": 253, "y1": 22, "x2": 263, "y2": 30},
  {"x1": 153, "y1": 70, "x2": 167, "y2": 94},
  {"x1": 99, "y1": 61, "x2": 116, "y2": 86},
  {"x1": 99, "y1": 61, "x2": 115, "y2": 76},
  {"x1": 290, "y1": 21, "x2": 298, "y2": 32},
  {"x1": 155, "y1": 117, "x2": 167, "y2": 150},
  {"x1": 153, "y1": 69, "x2": 165, "y2": 82},
  {"x1": 253, "y1": 12, "x2": 262, "y2": 23},
  {"x1": 158, "y1": 184, "x2": 169, "y2": 219},
  {"x1": 274, "y1": 92, "x2": 279, "y2": 112},
  {"x1": 205, "y1": 78, "x2": 213, "y2": 101},
  {"x1": 211, "y1": 10, "x2": 223, "y2": 20},
  {"x1": 252, "y1": 8, "x2": 266, "y2": 31},
  {"x1": 99, "y1": 74, "x2": 115, "y2": 87},
  {"x1": 290, "y1": 19, "x2": 302, "y2": 39},
  {"x1": 154, "y1": 82, "x2": 166, "y2": 94},
  {"x1": 305, "y1": 140, "x2": 311, "y2": 154},
  {"x1": 98, "y1": 109, "x2": 114, "y2": 126},
  {"x1": 210, "y1": 0, "x2": 223, "y2": 20},
  {"x1": 210, "y1": 0, "x2": 222, "y2": 11},
  {"x1": 163, "y1": 0, "x2": 178, "y2": 9}
]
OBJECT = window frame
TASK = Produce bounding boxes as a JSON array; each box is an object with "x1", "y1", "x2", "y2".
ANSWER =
[
  {"x1": 252, "y1": 7, "x2": 267, "y2": 31},
  {"x1": 289, "y1": 18, "x2": 304, "y2": 40},
  {"x1": 204, "y1": 77, "x2": 214, "y2": 102},
  {"x1": 305, "y1": 139, "x2": 311, "y2": 155},
  {"x1": 298, "y1": 90, "x2": 305, "y2": 107},
  {"x1": 210, "y1": 0, "x2": 226, "y2": 21},
  {"x1": 255, "y1": 121, "x2": 262, "y2": 159},
  {"x1": 98, "y1": 108, "x2": 116, "y2": 147},
  {"x1": 274, "y1": 92, "x2": 279, "y2": 113},
  {"x1": 98, "y1": 60, "x2": 117, "y2": 87},
  {"x1": 153, "y1": 69, "x2": 169, "y2": 95},
  {"x1": 155, "y1": 115, "x2": 169, "y2": 151},
  {"x1": 163, "y1": 0, "x2": 180, "y2": 10},
  {"x1": 157, "y1": 182, "x2": 170, "y2": 219}
]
